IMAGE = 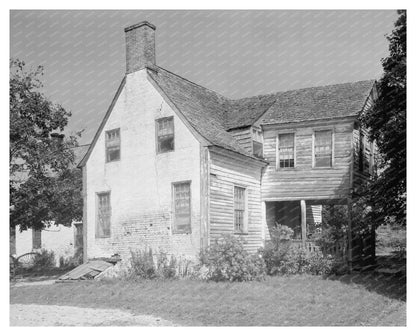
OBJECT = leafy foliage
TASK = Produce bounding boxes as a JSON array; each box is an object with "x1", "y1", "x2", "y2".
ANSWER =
[
  {"x1": 360, "y1": 10, "x2": 406, "y2": 226},
  {"x1": 128, "y1": 248, "x2": 158, "y2": 280},
  {"x1": 32, "y1": 249, "x2": 56, "y2": 270},
  {"x1": 259, "y1": 224, "x2": 293, "y2": 275},
  {"x1": 10, "y1": 59, "x2": 82, "y2": 231},
  {"x1": 199, "y1": 234, "x2": 266, "y2": 282},
  {"x1": 260, "y1": 224, "x2": 341, "y2": 276}
]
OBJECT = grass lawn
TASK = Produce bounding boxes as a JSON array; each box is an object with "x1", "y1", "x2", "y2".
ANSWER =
[{"x1": 10, "y1": 274, "x2": 405, "y2": 326}]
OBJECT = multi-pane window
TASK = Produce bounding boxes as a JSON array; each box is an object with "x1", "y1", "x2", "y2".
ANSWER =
[
  {"x1": 314, "y1": 130, "x2": 332, "y2": 167},
  {"x1": 105, "y1": 128, "x2": 120, "y2": 162},
  {"x1": 32, "y1": 230, "x2": 41, "y2": 249},
  {"x1": 156, "y1": 117, "x2": 174, "y2": 153},
  {"x1": 252, "y1": 128, "x2": 263, "y2": 158},
  {"x1": 234, "y1": 186, "x2": 246, "y2": 233},
  {"x1": 278, "y1": 133, "x2": 295, "y2": 168},
  {"x1": 173, "y1": 182, "x2": 191, "y2": 232},
  {"x1": 96, "y1": 192, "x2": 111, "y2": 238}
]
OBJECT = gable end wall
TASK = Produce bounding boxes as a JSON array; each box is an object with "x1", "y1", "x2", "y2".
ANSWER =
[{"x1": 85, "y1": 70, "x2": 202, "y2": 260}]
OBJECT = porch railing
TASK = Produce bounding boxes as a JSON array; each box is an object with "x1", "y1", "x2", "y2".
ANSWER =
[{"x1": 291, "y1": 239, "x2": 347, "y2": 258}]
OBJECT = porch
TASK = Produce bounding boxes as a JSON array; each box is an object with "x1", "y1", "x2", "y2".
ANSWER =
[{"x1": 264, "y1": 199, "x2": 350, "y2": 259}]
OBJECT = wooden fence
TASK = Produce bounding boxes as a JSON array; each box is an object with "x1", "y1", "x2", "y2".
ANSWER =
[{"x1": 291, "y1": 239, "x2": 347, "y2": 258}]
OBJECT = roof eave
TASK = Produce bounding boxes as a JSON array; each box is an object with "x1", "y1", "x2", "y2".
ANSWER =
[
  {"x1": 208, "y1": 145, "x2": 269, "y2": 166},
  {"x1": 78, "y1": 76, "x2": 126, "y2": 168}
]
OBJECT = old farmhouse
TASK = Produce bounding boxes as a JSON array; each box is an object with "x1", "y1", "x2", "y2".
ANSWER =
[{"x1": 78, "y1": 21, "x2": 376, "y2": 263}]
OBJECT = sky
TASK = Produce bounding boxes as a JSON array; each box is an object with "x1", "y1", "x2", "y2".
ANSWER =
[{"x1": 10, "y1": 10, "x2": 398, "y2": 145}]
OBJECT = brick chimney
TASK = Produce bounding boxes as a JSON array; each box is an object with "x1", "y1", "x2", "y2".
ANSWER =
[{"x1": 124, "y1": 21, "x2": 156, "y2": 74}]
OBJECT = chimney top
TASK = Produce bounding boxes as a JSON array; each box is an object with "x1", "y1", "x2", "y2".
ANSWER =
[
  {"x1": 124, "y1": 21, "x2": 156, "y2": 74},
  {"x1": 124, "y1": 21, "x2": 156, "y2": 32}
]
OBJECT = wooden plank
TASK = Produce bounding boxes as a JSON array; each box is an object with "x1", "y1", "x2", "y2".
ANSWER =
[
  {"x1": 347, "y1": 198, "x2": 353, "y2": 273},
  {"x1": 200, "y1": 146, "x2": 209, "y2": 249},
  {"x1": 300, "y1": 200, "x2": 307, "y2": 247},
  {"x1": 82, "y1": 165, "x2": 88, "y2": 263}
]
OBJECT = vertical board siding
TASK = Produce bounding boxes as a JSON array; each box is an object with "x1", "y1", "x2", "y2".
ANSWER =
[
  {"x1": 209, "y1": 150, "x2": 263, "y2": 253},
  {"x1": 262, "y1": 121, "x2": 354, "y2": 200}
]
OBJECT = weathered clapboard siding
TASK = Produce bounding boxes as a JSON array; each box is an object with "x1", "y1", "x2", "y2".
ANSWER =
[
  {"x1": 352, "y1": 84, "x2": 376, "y2": 190},
  {"x1": 352, "y1": 124, "x2": 375, "y2": 190},
  {"x1": 209, "y1": 149, "x2": 264, "y2": 253},
  {"x1": 262, "y1": 119, "x2": 355, "y2": 201},
  {"x1": 228, "y1": 127, "x2": 253, "y2": 154}
]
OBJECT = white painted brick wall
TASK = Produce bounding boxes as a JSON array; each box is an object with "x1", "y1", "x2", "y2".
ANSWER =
[{"x1": 86, "y1": 70, "x2": 201, "y2": 261}]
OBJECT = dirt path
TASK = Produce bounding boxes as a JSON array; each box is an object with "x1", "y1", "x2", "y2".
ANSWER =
[{"x1": 10, "y1": 304, "x2": 178, "y2": 326}]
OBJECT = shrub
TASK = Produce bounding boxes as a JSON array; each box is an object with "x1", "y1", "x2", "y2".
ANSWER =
[
  {"x1": 259, "y1": 224, "x2": 293, "y2": 275},
  {"x1": 260, "y1": 224, "x2": 341, "y2": 276},
  {"x1": 199, "y1": 234, "x2": 266, "y2": 282},
  {"x1": 128, "y1": 248, "x2": 158, "y2": 280},
  {"x1": 307, "y1": 251, "x2": 336, "y2": 275},
  {"x1": 156, "y1": 251, "x2": 177, "y2": 279},
  {"x1": 32, "y1": 249, "x2": 56, "y2": 269}
]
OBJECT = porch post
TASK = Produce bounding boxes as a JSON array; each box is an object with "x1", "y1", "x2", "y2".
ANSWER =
[
  {"x1": 300, "y1": 200, "x2": 307, "y2": 247},
  {"x1": 347, "y1": 198, "x2": 353, "y2": 273}
]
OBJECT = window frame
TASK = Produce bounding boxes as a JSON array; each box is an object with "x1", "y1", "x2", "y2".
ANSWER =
[
  {"x1": 96, "y1": 191, "x2": 111, "y2": 238},
  {"x1": 276, "y1": 132, "x2": 296, "y2": 170},
  {"x1": 312, "y1": 128, "x2": 334, "y2": 168},
  {"x1": 156, "y1": 116, "x2": 175, "y2": 154},
  {"x1": 233, "y1": 185, "x2": 248, "y2": 234},
  {"x1": 172, "y1": 181, "x2": 192, "y2": 234},
  {"x1": 252, "y1": 127, "x2": 264, "y2": 158},
  {"x1": 105, "y1": 128, "x2": 121, "y2": 163}
]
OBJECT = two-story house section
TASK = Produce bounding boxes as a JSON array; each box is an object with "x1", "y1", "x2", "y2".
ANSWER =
[
  {"x1": 78, "y1": 21, "x2": 376, "y2": 262},
  {"x1": 259, "y1": 81, "x2": 377, "y2": 248}
]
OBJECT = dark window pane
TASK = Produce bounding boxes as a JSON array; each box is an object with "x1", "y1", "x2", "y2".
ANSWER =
[
  {"x1": 105, "y1": 128, "x2": 120, "y2": 162},
  {"x1": 107, "y1": 148, "x2": 120, "y2": 162},
  {"x1": 253, "y1": 141, "x2": 263, "y2": 158},
  {"x1": 315, "y1": 155, "x2": 331, "y2": 167},
  {"x1": 157, "y1": 117, "x2": 174, "y2": 153},
  {"x1": 158, "y1": 135, "x2": 174, "y2": 152}
]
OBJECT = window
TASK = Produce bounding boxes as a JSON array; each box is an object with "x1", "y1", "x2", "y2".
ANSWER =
[
  {"x1": 234, "y1": 186, "x2": 246, "y2": 233},
  {"x1": 278, "y1": 133, "x2": 295, "y2": 168},
  {"x1": 173, "y1": 182, "x2": 191, "y2": 233},
  {"x1": 252, "y1": 128, "x2": 263, "y2": 158},
  {"x1": 96, "y1": 192, "x2": 111, "y2": 238},
  {"x1": 253, "y1": 141, "x2": 263, "y2": 158},
  {"x1": 314, "y1": 130, "x2": 332, "y2": 167},
  {"x1": 105, "y1": 128, "x2": 120, "y2": 162},
  {"x1": 156, "y1": 117, "x2": 174, "y2": 153},
  {"x1": 32, "y1": 230, "x2": 41, "y2": 249}
]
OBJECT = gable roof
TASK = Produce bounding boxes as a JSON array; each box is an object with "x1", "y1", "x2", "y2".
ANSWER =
[
  {"x1": 260, "y1": 80, "x2": 376, "y2": 125},
  {"x1": 147, "y1": 67, "x2": 259, "y2": 159},
  {"x1": 78, "y1": 77, "x2": 126, "y2": 167},
  {"x1": 226, "y1": 94, "x2": 277, "y2": 130},
  {"x1": 79, "y1": 65, "x2": 374, "y2": 167}
]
